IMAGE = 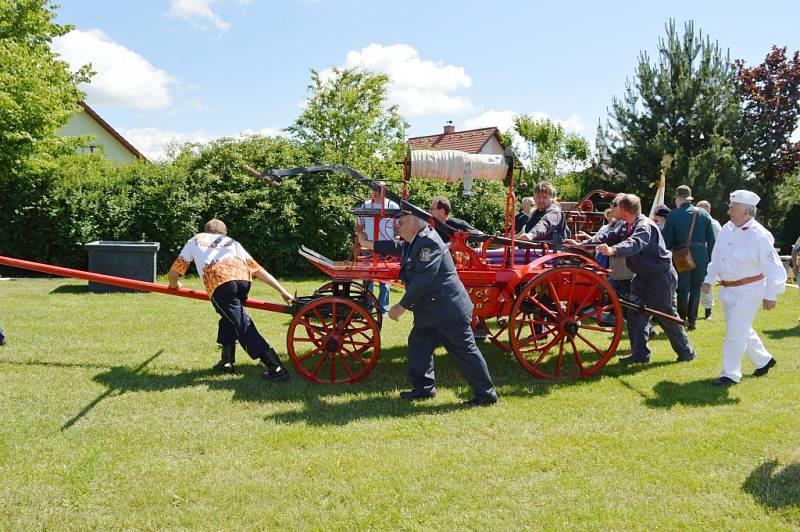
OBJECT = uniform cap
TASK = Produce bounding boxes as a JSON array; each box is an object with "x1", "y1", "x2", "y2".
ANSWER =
[
  {"x1": 655, "y1": 206, "x2": 671, "y2": 217},
  {"x1": 675, "y1": 185, "x2": 693, "y2": 200},
  {"x1": 729, "y1": 190, "x2": 760, "y2": 206}
]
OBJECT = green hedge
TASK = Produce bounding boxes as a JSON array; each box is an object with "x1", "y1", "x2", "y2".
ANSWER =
[{"x1": 0, "y1": 137, "x2": 597, "y2": 277}]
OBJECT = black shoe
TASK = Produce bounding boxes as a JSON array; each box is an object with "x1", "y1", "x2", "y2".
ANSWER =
[
  {"x1": 462, "y1": 397, "x2": 499, "y2": 407},
  {"x1": 260, "y1": 347, "x2": 290, "y2": 381},
  {"x1": 712, "y1": 377, "x2": 737, "y2": 387},
  {"x1": 676, "y1": 351, "x2": 696, "y2": 363},
  {"x1": 753, "y1": 357, "x2": 776, "y2": 377},
  {"x1": 213, "y1": 344, "x2": 236, "y2": 373},
  {"x1": 704, "y1": 308, "x2": 712, "y2": 320},
  {"x1": 399, "y1": 389, "x2": 436, "y2": 401},
  {"x1": 619, "y1": 355, "x2": 649, "y2": 365},
  {"x1": 687, "y1": 321, "x2": 696, "y2": 331}
]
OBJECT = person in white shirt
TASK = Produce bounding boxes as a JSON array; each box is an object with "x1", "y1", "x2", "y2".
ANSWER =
[
  {"x1": 358, "y1": 183, "x2": 399, "y2": 315},
  {"x1": 701, "y1": 191, "x2": 787, "y2": 386},
  {"x1": 696, "y1": 200, "x2": 723, "y2": 319},
  {"x1": 168, "y1": 218, "x2": 294, "y2": 379}
]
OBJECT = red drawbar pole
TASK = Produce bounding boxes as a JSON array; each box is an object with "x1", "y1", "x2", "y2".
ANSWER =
[{"x1": 0, "y1": 255, "x2": 292, "y2": 314}]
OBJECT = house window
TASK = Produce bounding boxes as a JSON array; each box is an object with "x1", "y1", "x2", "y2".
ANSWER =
[{"x1": 79, "y1": 145, "x2": 100, "y2": 155}]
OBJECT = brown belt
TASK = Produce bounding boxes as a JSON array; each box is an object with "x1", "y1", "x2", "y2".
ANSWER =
[{"x1": 718, "y1": 273, "x2": 765, "y2": 287}]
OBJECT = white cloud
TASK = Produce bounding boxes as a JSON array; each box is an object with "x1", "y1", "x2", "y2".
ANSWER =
[
  {"x1": 120, "y1": 128, "x2": 213, "y2": 160},
  {"x1": 52, "y1": 29, "x2": 175, "y2": 110},
  {"x1": 168, "y1": 0, "x2": 231, "y2": 31},
  {"x1": 329, "y1": 43, "x2": 473, "y2": 116},
  {"x1": 120, "y1": 126, "x2": 283, "y2": 161}
]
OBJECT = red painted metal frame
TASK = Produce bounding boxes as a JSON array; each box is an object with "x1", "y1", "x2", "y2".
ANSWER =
[{"x1": 0, "y1": 255, "x2": 291, "y2": 314}]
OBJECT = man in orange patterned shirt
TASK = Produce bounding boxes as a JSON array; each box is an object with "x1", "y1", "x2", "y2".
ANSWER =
[{"x1": 168, "y1": 219, "x2": 294, "y2": 380}]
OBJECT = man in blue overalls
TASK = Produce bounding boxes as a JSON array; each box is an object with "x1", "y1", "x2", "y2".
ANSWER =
[{"x1": 356, "y1": 211, "x2": 498, "y2": 406}]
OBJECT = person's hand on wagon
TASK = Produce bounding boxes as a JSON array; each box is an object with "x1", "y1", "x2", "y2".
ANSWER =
[{"x1": 355, "y1": 227, "x2": 374, "y2": 250}]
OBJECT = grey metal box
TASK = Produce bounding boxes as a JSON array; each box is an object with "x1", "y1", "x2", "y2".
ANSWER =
[{"x1": 84, "y1": 241, "x2": 160, "y2": 293}]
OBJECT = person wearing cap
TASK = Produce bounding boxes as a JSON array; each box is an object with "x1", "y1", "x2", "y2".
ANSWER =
[
  {"x1": 701, "y1": 190, "x2": 787, "y2": 386},
  {"x1": 567, "y1": 193, "x2": 696, "y2": 365},
  {"x1": 516, "y1": 181, "x2": 568, "y2": 244},
  {"x1": 696, "y1": 200, "x2": 723, "y2": 319},
  {"x1": 662, "y1": 185, "x2": 716, "y2": 329},
  {"x1": 356, "y1": 212, "x2": 499, "y2": 406},
  {"x1": 652, "y1": 204, "x2": 671, "y2": 231},
  {"x1": 168, "y1": 218, "x2": 294, "y2": 380}
]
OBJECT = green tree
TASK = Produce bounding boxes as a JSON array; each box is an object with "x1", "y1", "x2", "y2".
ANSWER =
[
  {"x1": 734, "y1": 46, "x2": 800, "y2": 226},
  {"x1": 598, "y1": 20, "x2": 743, "y2": 210},
  {"x1": 286, "y1": 67, "x2": 407, "y2": 179},
  {"x1": 0, "y1": 0, "x2": 90, "y2": 171}
]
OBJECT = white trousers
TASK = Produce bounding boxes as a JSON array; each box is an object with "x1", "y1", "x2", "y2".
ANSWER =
[
  {"x1": 720, "y1": 298, "x2": 773, "y2": 382},
  {"x1": 700, "y1": 289, "x2": 714, "y2": 310}
]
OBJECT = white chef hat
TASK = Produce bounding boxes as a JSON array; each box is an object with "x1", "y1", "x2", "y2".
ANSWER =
[{"x1": 729, "y1": 190, "x2": 760, "y2": 206}]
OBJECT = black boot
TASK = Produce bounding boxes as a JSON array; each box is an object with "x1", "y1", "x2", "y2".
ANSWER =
[
  {"x1": 213, "y1": 344, "x2": 236, "y2": 374},
  {"x1": 261, "y1": 347, "x2": 290, "y2": 381},
  {"x1": 704, "y1": 308, "x2": 712, "y2": 320},
  {"x1": 677, "y1": 298, "x2": 688, "y2": 322},
  {"x1": 687, "y1": 294, "x2": 699, "y2": 330}
]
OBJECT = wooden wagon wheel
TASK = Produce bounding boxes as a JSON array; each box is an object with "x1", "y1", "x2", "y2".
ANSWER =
[
  {"x1": 287, "y1": 296, "x2": 381, "y2": 384},
  {"x1": 508, "y1": 266, "x2": 623, "y2": 380},
  {"x1": 314, "y1": 281, "x2": 383, "y2": 329}
]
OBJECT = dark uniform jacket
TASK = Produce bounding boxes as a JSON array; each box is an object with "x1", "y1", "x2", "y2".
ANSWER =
[
  {"x1": 374, "y1": 226, "x2": 473, "y2": 324},
  {"x1": 594, "y1": 214, "x2": 673, "y2": 275},
  {"x1": 522, "y1": 204, "x2": 568, "y2": 243},
  {"x1": 662, "y1": 203, "x2": 716, "y2": 266}
]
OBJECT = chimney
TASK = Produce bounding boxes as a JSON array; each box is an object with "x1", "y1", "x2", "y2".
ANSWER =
[{"x1": 443, "y1": 120, "x2": 455, "y2": 135}]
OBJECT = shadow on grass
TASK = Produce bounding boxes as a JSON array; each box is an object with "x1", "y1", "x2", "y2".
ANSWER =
[
  {"x1": 62, "y1": 349, "x2": 164, "y2": 431},
  {"x1": 762, "y1": 327, "x2": 799, "y2": 340},
  {"x1": 71, "y1": 342, "x2": 676, "y2": 426},
  {"x1": 631, "y1": 378, "x2": 740, "y2": 409},
  {"x1": 49, "y1": 284, "x2": 89, "y2": 294},
  {"x1": 742, "y1": 460, "x2": 800, "y2": 509}
]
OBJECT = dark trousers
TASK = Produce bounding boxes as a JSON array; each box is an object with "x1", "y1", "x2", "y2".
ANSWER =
[
  {"x1": 628, "y1": 269, "x2": 694, "y2": 361},
  {"x1": 676, "y1": 263, "x2": 708, "y2": 324},
  {"x1": 407, "y1": 314, "x2": 498, "y2": 402},
  {"x1": 210, "y1": 280, "x2": 271, "y2": 359}
]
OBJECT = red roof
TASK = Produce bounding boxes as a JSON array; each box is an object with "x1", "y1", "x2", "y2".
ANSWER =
[
  {"x1": 79, "y1": 101, "x2": 148, "y2": 162},
  {"x1": 407, "y1": 127, "x2": 504, "y2": 154}
]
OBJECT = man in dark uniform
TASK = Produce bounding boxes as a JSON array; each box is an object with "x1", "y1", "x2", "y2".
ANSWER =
[
  {"x1": 515, "y1": 181, "x2": 568, "y2": 243},
  {"x1": 356, "y1": 212, "x2": 498, "y2": 406},
  {"x1": 662, "y1": 185, "x2": 716, "y2": 329},
  {"x1": 430, "y1": 196, "x2": 483, "y2": 243},
  {"x1": 569, "y1": 194, "x2": 696, "y2": 365}
]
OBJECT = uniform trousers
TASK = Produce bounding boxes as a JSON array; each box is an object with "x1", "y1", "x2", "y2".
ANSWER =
[
  {"x1": 210, "y1": 280, "x2": 271, "y2": 358},
  {"x1": 699, "y1": 287, "x2": 714, "y2": 311},
  {"x1": 677, "y1": 262, "x2": 708, "y2": 323},
  {"x1": 407, "y1": 314, "x2": 497, "y2": 402},
  {"x1": 628, "y1": 269, "x2": 694, "y2": 361},
  {"x1": 720, "y1": 297, "x2": 772, "y2": 382}
]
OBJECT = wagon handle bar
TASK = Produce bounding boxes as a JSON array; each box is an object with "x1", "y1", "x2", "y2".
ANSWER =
[{"x1": 618, "y1": 296, "x2": 688, "y2": 327}]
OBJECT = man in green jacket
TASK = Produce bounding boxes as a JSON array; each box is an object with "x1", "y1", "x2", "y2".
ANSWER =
[{"x1": 662, "y1": 185, "x2": 716, "y2": 329}]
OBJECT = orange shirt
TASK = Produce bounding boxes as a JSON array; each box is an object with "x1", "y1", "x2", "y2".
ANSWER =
[{"x1": 171, "y1": 233, "x2": 261, "y2": 295}]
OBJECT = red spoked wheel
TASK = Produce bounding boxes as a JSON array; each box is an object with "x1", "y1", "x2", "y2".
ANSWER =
[
  {"x1": 314, "y1": 281, "x2": 383, "y2": 329},
  {"x1": 287, "y1": 296, "x2": 381, "y2": 384},
  {"x1": 508, "y1": 266, "x2": 623, "y2": 380}
]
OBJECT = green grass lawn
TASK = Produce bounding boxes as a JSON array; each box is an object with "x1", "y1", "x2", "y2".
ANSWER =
[{"x1": 1, "y1": 276, "x2": 799, "y2": 529}]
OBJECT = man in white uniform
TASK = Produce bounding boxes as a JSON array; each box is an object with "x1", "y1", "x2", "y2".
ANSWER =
[
  {"x1": 696, "y1": 200, "x2": 722, "y2": 319},
  {"x1": 701, "y1": 190, "x2": 786, "y2": 386}
]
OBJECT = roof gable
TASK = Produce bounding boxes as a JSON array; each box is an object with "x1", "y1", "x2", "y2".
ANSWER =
[
  {"x1": 78, "y1": 101, "x2": 147, "y2": 161},
  {"x1": 407, "y1": 127, "x2": 504, "y2": 154}
]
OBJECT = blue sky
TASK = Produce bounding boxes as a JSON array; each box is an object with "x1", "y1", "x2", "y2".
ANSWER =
[{"x1": 52, "y1": 0, "x2": 800, "y2": 160}]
